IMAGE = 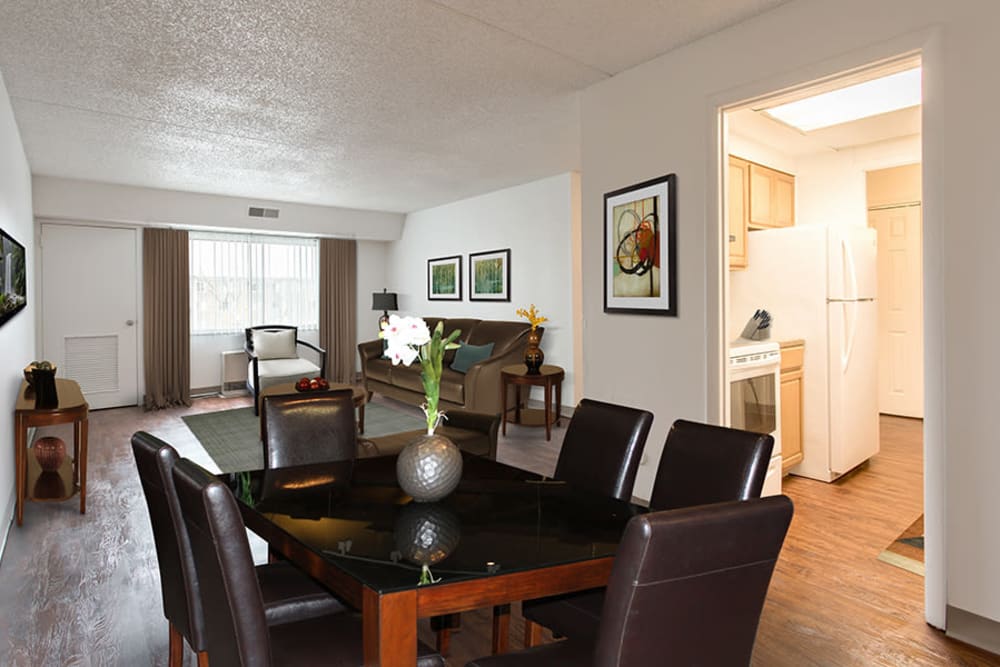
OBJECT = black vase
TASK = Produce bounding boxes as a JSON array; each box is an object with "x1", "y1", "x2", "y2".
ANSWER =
[{"x1": 31, "y1": 369, "x2": 58, "y2": 409}]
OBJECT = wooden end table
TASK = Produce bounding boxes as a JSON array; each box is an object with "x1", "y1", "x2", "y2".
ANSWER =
[
  {"x1": 14, "y1": 379, "x2": 89, "y2": 526},
  {"x1": 258, "y1": 382, "x2": 368, "y2": 433},
  {"x1": 500, "y1": 364, "x2": 565, "y2": 441}
]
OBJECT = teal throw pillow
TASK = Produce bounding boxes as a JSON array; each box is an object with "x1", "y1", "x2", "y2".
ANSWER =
[{"x1": 450, "y1": 342, "x2": 495, "y2": 374}]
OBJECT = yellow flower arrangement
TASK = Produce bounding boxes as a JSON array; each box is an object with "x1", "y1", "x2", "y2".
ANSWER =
[{"x1": 515, "y1": 304, "x2": 548, "y2": 330}]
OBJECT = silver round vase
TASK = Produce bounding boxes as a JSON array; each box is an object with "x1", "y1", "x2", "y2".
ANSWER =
[{"x1": 396, "y1": 432, "x2": 463, "y2": 502}]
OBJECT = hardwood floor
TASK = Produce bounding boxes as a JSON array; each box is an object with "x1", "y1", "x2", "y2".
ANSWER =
[{"x1": 0, "y1": 401, "x2": 995, "y2": 665}]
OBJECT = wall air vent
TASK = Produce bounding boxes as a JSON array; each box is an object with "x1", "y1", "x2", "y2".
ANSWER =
[{"x1": 248, "y1": 206, "x2": 280, "y2": 219}]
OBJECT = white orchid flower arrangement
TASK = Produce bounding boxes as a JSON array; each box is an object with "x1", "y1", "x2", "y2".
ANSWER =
[{"x1": 380, "y1": 315, "x2": 462, "y2": 434}]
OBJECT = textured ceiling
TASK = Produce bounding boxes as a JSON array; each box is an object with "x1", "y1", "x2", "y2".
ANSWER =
[{"x1": 0, "y1": 0, "x2": 790, "y2": 213}]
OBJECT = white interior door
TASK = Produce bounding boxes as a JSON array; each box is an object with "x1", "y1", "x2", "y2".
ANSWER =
[
  {"x1": 41, "y1": 223, "x2": 139, "y2": 409},
  {"x1": 870, "y1": 205, "x2": 924, "y2": 418}
]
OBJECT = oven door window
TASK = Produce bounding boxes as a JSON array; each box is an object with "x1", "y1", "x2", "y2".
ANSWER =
[{"x1": 731, "y1": 373, "x2": 777, "y2": 435}]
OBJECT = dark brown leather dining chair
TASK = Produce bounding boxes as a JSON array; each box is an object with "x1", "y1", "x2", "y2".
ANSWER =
[
  {"x1": 488, "y1": 398, "x2": 654, "y2": 652},
  {"x1": 170, "y1": 456, "x2": 444, "y2": 667},
  {"x1": 523, "y1": 419, "x2": 774, "y2": 645},
  {"x1": 261, "y1": 389, "x2": 357, "y2": 469},
  {"x1": 131, "y1": 431, "x2": 347, "y2": 666},
  {"x1": 649, "y1": 419, "x2": 774, "y2": 511},
  {"x1": 552, "y1": 398, "x2": 655, "y2": 500},
  {"x1": 467, "y1": 496, "x2": 794, "y2": 667}
]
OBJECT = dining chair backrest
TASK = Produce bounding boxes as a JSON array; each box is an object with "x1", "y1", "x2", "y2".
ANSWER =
[
  {"x1": 594, "y1": 496, "x2": 793, "y2": 666},
  {"x1": 172, "y1": 457, "x2": 273, "y2": 666},
  {"x1": 131, "y1": 431, "x2": 207, "y2": 651},
  {"x1": 649, "y1": 419, "x2": 773, "y2": 511},
  {"x1": 261, "y1": 389, "x2": 357, "y2": 469},
  {"x1": 553, "y1": 398, "x2": 653, "y2": 502}
]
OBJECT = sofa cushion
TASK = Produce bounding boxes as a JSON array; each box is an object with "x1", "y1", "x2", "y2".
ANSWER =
[
  {"x1": 437, "y1": 318, "x2": 480, "y2": 364},
  {"x1": 439, "y1": 368, "x2": 466, "y2": 405},
  {"x1": 366, "y1": 357, "x2": 394, "y2": 384},
  {"x1": 253, "y1": 329, "x2": 297, "y2": 360},
  {"x1": 450, "y1": 342, "x2": 495, "y2": 373},
  {"x1": 392, "y1": 365, "x2": 427, "y2": 395},
  {"x1": 248, "y1": 358, "x2": 321, "y2": 390},
  {"x1": 466, "y1": 320, "x2": 532, "y2": 352}
]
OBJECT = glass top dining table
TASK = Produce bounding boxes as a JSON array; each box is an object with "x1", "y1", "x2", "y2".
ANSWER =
[{"x1": 224, "y1": 452, "x2": 643, "y2": 666}]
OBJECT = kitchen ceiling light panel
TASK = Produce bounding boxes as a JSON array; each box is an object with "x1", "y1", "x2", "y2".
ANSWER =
[{"x1": 764, "y1": 68, "x2": 921, "y2": 132}]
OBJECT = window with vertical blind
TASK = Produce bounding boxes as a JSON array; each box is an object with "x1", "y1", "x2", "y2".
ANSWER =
[{"x1": 189, "y1": 232, "x2": 319, "y2": 334}]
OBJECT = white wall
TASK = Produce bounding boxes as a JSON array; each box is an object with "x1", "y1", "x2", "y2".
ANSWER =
[
  {"x1": 728, "y1": 134, "x2": 797, "y2": 175},
  {"x1": 797, "y1": 136, "x2": 921, "y2": 228},
  {"x1": 579, "y1": 0, "x2": 999, "y2": 639},
  {"x1": 386, "y1": 173, "x2": 578, "y2": 405},
  {"x1": 356, "y1": 240, "x2": 390, "y2": 354},
  {"x1": 32, "y1": 176, "x2": 404, "y2": 241},
  {"x1": 32, "y1": 179, "x2": 398, "y2": 391},
  {"x1": 0, "y1": 70, "x2": 35, "y2": 544}
]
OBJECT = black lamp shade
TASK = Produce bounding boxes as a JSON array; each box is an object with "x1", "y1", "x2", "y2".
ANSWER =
[{"x1": 372, "y1": 292, "x2": 398, "y2": 311}]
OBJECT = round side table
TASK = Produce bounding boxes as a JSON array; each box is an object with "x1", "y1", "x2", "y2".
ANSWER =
[{"x1": 500, "y1": 364, "x2": 565, "y2": 441}]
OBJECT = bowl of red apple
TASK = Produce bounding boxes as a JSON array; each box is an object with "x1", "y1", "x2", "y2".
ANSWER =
[{"x1": 295, "y1": 376, "x2": 330, "y2": 392}]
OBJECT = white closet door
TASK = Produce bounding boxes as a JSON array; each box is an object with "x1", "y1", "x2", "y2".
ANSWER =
[{"x1": 41, "y1": 223, "x2": 140, "y2": 409}]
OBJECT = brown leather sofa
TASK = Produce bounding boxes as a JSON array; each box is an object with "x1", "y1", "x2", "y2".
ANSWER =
[{"x1": 358, "y1": 318, "x2": 540, "y2": 415}]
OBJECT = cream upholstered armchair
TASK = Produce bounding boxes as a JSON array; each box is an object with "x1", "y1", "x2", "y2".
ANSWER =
[{"x1": 244, "y1": 325, "x2": 327, "y2": 415}]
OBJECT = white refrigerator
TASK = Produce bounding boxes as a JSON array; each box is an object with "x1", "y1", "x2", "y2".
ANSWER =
[{"x1": 730, "y1": 225, "x2": 879, "y2": 482}]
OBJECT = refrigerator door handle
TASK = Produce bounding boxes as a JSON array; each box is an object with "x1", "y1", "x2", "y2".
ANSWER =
[
  {"x1": 841, "y1": 301, "x2": 857, "y2": 373},
  {"x1": 843, "y1": 238, "x2": 858, "y2": 300}
]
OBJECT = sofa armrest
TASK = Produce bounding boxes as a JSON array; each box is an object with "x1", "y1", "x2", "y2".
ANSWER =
[
  {"x1": 358, "y1": 339, "x2": 383, "y2": 363},
  {"x1": 462, "y1": 328, "x2": 537, "y2": 413},
  {"x1": 296, "y1": 339, "x2": 327, "y2": 377},
  {"x1": 443, "y1": 410, "x2": 500, "y2": 460}
]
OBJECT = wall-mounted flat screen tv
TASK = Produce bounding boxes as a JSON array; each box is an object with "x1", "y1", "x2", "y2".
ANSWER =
[{"x1": 0, "y1": 227, "x2": 26, "y2": 328}]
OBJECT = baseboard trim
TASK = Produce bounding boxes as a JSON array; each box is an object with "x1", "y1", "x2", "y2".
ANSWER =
[
  {"x1": 0, "y1": 485, "x2": 15, "y2": 567},
  {"x1": 947, "y1": 605, "x2": 1000, "y2": 655}
]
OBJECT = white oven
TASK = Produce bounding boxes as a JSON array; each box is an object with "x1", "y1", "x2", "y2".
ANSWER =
[{"x1": 729, "y1": 340, "x2": 782, "y2": 496}]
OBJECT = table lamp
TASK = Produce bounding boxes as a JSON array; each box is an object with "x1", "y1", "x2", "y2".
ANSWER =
[{"x1": 372, "y1": 289, "x2": 398, "y2": 332}]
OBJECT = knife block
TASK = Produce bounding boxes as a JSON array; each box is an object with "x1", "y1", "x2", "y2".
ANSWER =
[{"x1": 739, "y1": 313, "x2": 772, "y2": 340}]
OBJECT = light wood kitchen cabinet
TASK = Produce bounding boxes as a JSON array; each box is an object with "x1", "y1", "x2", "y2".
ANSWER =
[
  {"x1": 779, "y1": 340, "x2": 804, "y2": 473},
  {"x1": 728, "y1": 156, "x2": 749, "y2": 270},
  {"x1": 748, "y1": 163, "x2": 795, "y2": 229}
]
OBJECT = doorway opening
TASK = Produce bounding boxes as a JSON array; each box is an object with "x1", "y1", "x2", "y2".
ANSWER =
[{"x1": 720, "y1": 52, "x2": 928, "y2": 608}]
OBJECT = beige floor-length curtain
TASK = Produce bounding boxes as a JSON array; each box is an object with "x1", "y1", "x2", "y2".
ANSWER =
[
  {"x1": 143, "y1": 228, "x2": 191, "y2": 409},
  {"x1": 320, "y1": 238, "x2": 357, "y2": 384}
]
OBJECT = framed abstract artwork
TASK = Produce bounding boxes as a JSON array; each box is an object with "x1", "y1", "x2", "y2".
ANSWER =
[
  {"x1": 427, "y1": 255, "x2": 462, "y2": 300},
  {"x1": 0, "y1": 227, "x2": 27, "y2": 328},
  {"x1": 469, "y1": 248, "x2": 510, "y2": 302},
  {"x1": 603, "y1": 173, "x2": 677, "y2": 316}
]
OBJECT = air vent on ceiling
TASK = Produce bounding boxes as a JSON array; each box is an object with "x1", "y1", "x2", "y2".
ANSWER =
[{"x1": 248, "y1": 206, "x2": 280, "y2": 219}]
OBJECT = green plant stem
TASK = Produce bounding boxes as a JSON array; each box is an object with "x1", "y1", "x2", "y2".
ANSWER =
[{"x1": 419, "y1": 322, "x2": 462, "y2": 434}]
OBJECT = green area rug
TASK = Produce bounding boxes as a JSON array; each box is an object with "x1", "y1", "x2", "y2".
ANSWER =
[{"x1": 182, "y1": 402, "x2": 425, "y2": 472}]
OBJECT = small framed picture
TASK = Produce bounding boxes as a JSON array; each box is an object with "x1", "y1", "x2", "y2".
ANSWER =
[
  {"x1": 469, "y1": 248, "x2": 511, "y2": 302},
  {"x1": 427, "y1": 255, "x2": 462, "y2": 300},
  {"x1": 604, "y1": 173, "x2": 677, "y2": 316}
]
